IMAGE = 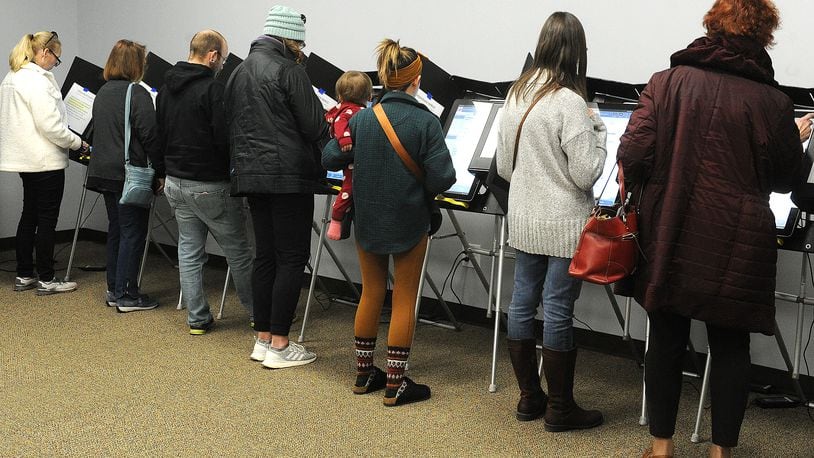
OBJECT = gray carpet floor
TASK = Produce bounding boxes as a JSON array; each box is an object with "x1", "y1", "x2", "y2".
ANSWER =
[{"x1": 1, "y1": 240, "x2": 813, "y2": 457}]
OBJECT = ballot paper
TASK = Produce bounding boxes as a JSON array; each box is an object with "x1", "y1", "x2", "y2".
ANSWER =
[
  {"x1": 139, "y1": 81, "x2": 158, "y2": 107},
  {"x1": 414, "y1": 88, "x2": 444, "y2": 118},
  {"x1": 313, "y1": 86, "x2": 338, "y2": 111},
  {"x1": 64, "y1": 82, "x2": 95, "y2": 136}
]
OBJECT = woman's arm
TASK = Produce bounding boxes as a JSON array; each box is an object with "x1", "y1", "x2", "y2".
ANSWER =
[
  {"x1": 131, "y1": 86, "x2": 164, "y2": 177},
  {"x1": 421, "y1": 118, "x2": 456, "y2": 196},
  {"x1": 617, "y1": 77, "x2": 658, "y2": 184},
  {"x1": 28, "y1": 79, "x2": 82, "y2": 150}
]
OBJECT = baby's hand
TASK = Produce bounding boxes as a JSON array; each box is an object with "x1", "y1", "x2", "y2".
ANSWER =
[{"x1": 341, "y1": 144, "x2": 352, "y2": 152}]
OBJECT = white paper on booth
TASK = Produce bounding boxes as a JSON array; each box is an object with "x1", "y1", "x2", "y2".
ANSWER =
[
  {"x1": 313, "y1": 86, "x2": 338, "y2": 111},
  {"x1": 64, "y1": 82, "x2": 95, "y2": 135},
  {"x1": 414, "y1": 89, "x2": 444, "y2": 118},
  {"x1": 139, "y1": 81, "x2": 158, "y2": 108}
]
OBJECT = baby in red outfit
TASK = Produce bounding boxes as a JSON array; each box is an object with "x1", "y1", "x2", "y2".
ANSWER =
[{"x1": 325, "y1": 71, "x2": 372, "y2": 240}]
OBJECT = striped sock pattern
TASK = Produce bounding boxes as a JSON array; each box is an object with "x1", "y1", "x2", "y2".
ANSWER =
[
  {"x1": 385, "y1": 346, "x2": 411, "y2": 395},
  {"x1": 354, "y1": 336, "x2": 377, "y2": 377}
]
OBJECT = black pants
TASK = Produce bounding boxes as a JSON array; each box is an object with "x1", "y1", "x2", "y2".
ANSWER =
[
  {"x1": 16, "y1": 170, "x2": 65, "y2": 282},
  {"x1": 248, "y1": 194, "x2": 313, "y2": 335},
  {"x1": 103, "y1": 192, "x2": 149, "y2": 299},
  {"x1": 646, "y1": 310, "x2": 751, "y2": 448}
]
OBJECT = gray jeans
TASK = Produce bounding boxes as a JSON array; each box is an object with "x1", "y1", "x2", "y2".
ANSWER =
[{"x1": 164, "y1": 176, "x2": 254, "y2": 326}]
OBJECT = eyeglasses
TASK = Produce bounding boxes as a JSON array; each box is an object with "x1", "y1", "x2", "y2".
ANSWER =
[
  {"x1": 43, "y1": 31, "x2": 61, "y2": 67},
  {"x1": 46, "y1": 48, "x2": 61, "y2": 67},
  {"x1": 213, "y1": 50, "x2": 227, "y2": 65}
]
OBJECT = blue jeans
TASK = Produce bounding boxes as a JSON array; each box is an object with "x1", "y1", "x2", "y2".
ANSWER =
[
  {"x1": 164, "y1": 177, "x2": 254, "y2": 326},
  {"x1": 103, "y1": 192, "x2": 149, "y2": 299},
  {"x1": 507, "y1": 250, "x2": 583, "y2": 351}
]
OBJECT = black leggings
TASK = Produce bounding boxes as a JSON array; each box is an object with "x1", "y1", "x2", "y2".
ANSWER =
[
  {"x1": 16, "y1": 170, "x2": 65, "y2": 281},
  {"x1": 645, "y1": 310, "x2": 751, "y2": 448},
  {"x1": 248, "y1": 193, "x2": 313, "y2": 335}
]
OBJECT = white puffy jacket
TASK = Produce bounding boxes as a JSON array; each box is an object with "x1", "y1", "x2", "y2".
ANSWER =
[{"x1": 0, "y1": 62, "x2": 81, "y2": 172}]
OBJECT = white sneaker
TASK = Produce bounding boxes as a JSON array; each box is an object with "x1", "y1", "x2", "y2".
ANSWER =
[
  {"x1": 261, "y1": 342, "x2": 316, "y2": 369},
  {"x1": 250, "y1": 338, "x2": 271, "y2": 361},
  {"x1": 36, "y1": 279, "x2": 77, "y2": 296},
  {"x1": 14, "y1": 276, "x2": 38, "y2": 291}
]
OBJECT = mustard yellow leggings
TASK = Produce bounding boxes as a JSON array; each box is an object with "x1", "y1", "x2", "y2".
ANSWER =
[{"x1": 354, "y1": 235, "x2": 428, "y2": 347}]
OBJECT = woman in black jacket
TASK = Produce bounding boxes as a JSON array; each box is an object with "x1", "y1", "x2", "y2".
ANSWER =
[
  {"x1": 224, "y1": 5, "x2": 328, "y2": 368},
  {"x1": 89, "y1": 39, "x2": 164, "y2": 312}
]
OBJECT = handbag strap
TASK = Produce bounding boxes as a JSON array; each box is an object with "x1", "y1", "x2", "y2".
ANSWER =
[
  {"x1": 123, "y1": 82, "x2": 151, "y2": 167},
  {"x1": 512, "y1": 94, "x2": 544, "y2": 171},
  {"x1": 373, "y1": 103, "x2": 425, "y2": 183}
]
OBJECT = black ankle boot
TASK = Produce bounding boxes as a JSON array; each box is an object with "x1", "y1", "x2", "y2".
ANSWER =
[
  {"x1": 542, "y1": 347, "x2": 603, "y2": 432},
  {"x1": 508, "y1": 338, "x2": 548, "y2": 421}
]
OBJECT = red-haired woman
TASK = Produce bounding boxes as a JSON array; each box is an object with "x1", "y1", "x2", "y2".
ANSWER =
[{"x1": 618, "y1": 1, "x2": 809, "y2": 456}]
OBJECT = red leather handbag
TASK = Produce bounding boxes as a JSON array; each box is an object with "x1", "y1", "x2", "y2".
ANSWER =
[{"x1": 568, "y1": 163, "x2": 641, "y2": 285}]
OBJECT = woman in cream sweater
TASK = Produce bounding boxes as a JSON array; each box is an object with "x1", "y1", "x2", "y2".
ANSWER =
[{"x1": 496, "y1": 12, "x2": 607, "y2": 432}]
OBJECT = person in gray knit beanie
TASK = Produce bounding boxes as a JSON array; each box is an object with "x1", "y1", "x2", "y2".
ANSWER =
[{"x1": 264, "y1": 5, "x2": 306, "y2": 41}]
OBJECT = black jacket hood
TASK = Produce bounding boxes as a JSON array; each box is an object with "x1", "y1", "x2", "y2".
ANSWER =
[{"x1": 164, "y1": 61, "x2": 214, "y2": 93}]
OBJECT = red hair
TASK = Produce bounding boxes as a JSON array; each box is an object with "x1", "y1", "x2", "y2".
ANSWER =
[{"x1": 703, "y1": 0, "x2": 780, "y2": 47}]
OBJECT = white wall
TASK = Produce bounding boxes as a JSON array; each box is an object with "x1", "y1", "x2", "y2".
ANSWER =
[{"x1": 3, "y1": 0, "x2": 813, "y2": 373}]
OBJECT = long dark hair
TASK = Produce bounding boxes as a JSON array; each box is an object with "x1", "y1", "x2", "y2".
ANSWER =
[{"x1": 509, "y1": 12, "x2": 588, "y2": 104}]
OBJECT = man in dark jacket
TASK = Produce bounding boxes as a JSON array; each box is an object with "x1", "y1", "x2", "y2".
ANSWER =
[
  {"x1": 157, "y1": 30, "x2": 254, "y2": 335},
  {"x1": 224, "y1": 5, "x2": 328, "y2": 368}
]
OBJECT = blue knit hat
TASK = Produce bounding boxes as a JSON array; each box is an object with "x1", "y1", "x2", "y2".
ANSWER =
[{"x1": 263, "y1": 5, "x2": 306, "y2": 41}]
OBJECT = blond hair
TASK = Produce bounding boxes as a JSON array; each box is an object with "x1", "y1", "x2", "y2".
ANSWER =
[
  {"x1": 9, "y1": 31, "x2": 61, "y2": 71},
  {"x1": 335, "y1": 71, "x2": 372, "y2": 106},
  {"x1": 375, "y1": 39, "x2": 419, "y2": 91}
]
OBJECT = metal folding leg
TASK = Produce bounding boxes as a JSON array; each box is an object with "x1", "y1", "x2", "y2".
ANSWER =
[
  {"x1": 489, "y1": 215, "x2": 508, "y2": 392},
  {"x1": 65, "y1": 167, "x2": 90, "y2": 282},
  {"x1": 691, "y1": 346, "x2": 712, "y2": 443},
  {"x1": 216, "y1": 266, "x2": 231, "y2": 319},
  {"x1": 639, "y1": 318, "x2": 650, "y2": 425}
]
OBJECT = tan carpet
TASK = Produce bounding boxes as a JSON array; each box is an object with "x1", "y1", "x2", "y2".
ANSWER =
[{"x1": 0, "y1": 240, "x2": 812, "y2": 456}]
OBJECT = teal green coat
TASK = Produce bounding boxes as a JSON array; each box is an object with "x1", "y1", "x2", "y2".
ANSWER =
[{"x1": 322, "y1": 91, "x2": 455, "y2": 254}]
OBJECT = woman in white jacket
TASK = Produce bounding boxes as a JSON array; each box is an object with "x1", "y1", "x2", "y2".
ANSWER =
[{"x1": 0, "y1": 31, "x2": 88, "y2": 295}]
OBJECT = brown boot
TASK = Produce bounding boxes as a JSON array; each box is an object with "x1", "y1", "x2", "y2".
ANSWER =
[
  {"x1": 542, "y1": 347, "x2": 603, "y2": 432},
  {"x1": 507, "y1": 339, "x2": 548, "y2": 421}
]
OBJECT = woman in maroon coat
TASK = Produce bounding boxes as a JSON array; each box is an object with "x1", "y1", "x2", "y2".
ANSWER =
[{"x1": 617, "y1": 1, "x2": 809, "y2": 456}]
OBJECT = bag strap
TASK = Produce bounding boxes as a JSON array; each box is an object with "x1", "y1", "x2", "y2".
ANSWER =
[
  {"x1": 123, "y1": 82, "x2": 152, "y2": 168},
  {"x1": 373, "y1": 103, "x2": 425, "y2": 183},
  {"x1": 512, "y1": 95, "x2": 544, "y2": 171},
  {"x1": 124, "y1": 83, "x2": 134, "y2": 165}
]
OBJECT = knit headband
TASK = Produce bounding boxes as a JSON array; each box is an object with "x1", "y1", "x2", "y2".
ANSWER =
[{"x1": 387, "y1": 54, "x2": 423, "y2": 89}]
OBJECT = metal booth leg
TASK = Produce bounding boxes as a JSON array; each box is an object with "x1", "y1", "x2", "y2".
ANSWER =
[
  {"x1": 217, "y1": 266, "x2": 231, "y2": 319},
  {"x1": 489, "y1": 215, "x2": 507, "y2": 392},
  {"x1": 691, "y1": 346, "x2": 712, "y2": 443},
  {"x1": 298, "y1": 196, "x2": 331, "y2": 343},
  {"x1": 639, "y1": 318, "x2": 650, "y2": 426},
  {"x1": 65, "y1": 167, "x2": 90, "y2": 282}
]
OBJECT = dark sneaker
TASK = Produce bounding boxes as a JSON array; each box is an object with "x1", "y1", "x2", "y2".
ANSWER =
[
  {"x1": 383, "y1": 377, "x2": 431, "y2": 406},
  {"x1": 353, "y1": 366, "x2": 387, "y2": 394},
  {"x1": 116, "y1": 294, "x2": 159, "y2": 313},
  {"x1": 189, "y1": 320, "x2": 214, "y2": 336},
  {"x1": 105, "y1": 290, "x2": 117, "y2": 307},
  {"x1": 36, "y1": 278, "x2": 77, "y2": 296},
  {"x1": 14, "y1": 276, "x2": 38, "y2": 291}
]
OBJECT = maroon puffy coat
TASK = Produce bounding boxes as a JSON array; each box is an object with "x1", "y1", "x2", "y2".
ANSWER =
[{"x1": 617, "y1": 35, "x2": 809, "y2": 335}]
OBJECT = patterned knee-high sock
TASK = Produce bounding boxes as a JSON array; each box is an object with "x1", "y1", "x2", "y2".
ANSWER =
[
  {"x1": 354, "y1": 336, "x2": 377, "y2": 385},
  {"x1": 385, "y1": 346, "x2": 411, "y2": 396}
]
